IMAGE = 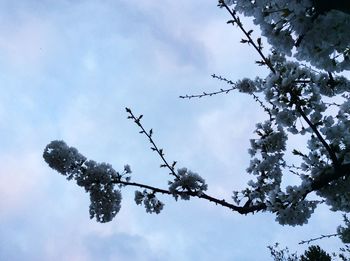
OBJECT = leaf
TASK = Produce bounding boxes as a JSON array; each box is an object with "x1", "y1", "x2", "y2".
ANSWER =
[{"x1": 247, "y1": 29, "x2": 253, "y2": 36}]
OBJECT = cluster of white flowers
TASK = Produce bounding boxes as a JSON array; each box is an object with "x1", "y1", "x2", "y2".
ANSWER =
[
  {"x1": 168, "y1": 168, "x2": 208, "y2": 200},
  {"x1": 236, "y1": 78, "x2": 258, "y2": 94},
  {"x1": 274, "y1": 201, "x2": 317, "y2": 226},
  {"x1": 227, "y1": 46, "x2": 350, "y2": 226},
  {"x1": 43, "y1": 140, "x2": 86, "y2": 180},
  {"x1": 88, "y1": 183, "x2": 122, "y2": 223},
  {"x1": 223, "y1": 0, "x2": 350, "y2": 72},
  {"x1": 317, "y1": 174, "x2": 350, "y2": 212},
  {"x1": 43, "y1": 1, "x2": 350, "y2": 239},
  {"x1": 43, "y1": 140, "x2": 122, "y2": 223},
  {"x1": 134, "y1": 190, "x2": 164, "y2": 214},
  {"x1": 265, "y1": 183, "x2": 316, "y2": 226}
]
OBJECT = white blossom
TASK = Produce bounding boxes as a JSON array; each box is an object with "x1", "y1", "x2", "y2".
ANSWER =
[
  {"x1": 43, "y1": 140, "x2": 123, "y2": 223},
  {"x1": 224, "y1": 0, "x2": 350, "y2": 72},
  {"x1": 43, "y1": 140, "x2": 86, "y2": 179},
  {"x1": 274, "y1": 201, "x2": 317, "y2": 226},
  {"x1": 134, "y1": 190, "x2": 164, "y2": 214},
  {"x1": 169, "y1": 168, "x2": 208, "y2": 200}
]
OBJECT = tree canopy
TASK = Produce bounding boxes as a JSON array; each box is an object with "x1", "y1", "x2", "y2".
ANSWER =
[{"x1": 43, "y1": 0, "x2": 350, "y2": 255}]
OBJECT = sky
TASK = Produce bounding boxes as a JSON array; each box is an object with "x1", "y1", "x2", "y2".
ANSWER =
[{"x1": 0, "y1": 0, "x2": 346, "y2": 260}]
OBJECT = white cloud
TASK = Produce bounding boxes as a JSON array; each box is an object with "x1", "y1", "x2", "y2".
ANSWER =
[
  {"x1": 82, "y1": 52, "x2": 98, "y2": 72},
  {"x1": 0, "y1": 150, "x2": 48, "y2": 218},
  {"x1": 0, "y1": 1, "x2": 347, "y2": 260},
  {"x1": 0, "y1": 14, "x2": 56, "y2": 71}
]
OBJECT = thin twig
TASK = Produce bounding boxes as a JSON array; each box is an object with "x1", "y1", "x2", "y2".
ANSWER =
[
  {"x1": 219, "y1": 0, "x2": 276, "y2": 74},
  {"x1": 179, "y1": 74, "x2": 237, "y2": 99},
  {"x1": 125, "y1": 107, "x2": 268, "y2": 214},
  {"x1": 299, "y1": 233, "x2": 339, "y2": 245},
  {"x1": 126, "y1": 107, "x2": 179, "y2": 179}
]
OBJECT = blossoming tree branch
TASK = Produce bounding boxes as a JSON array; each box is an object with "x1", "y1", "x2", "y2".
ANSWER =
[{"x1": 43, "y1": 0, "x2": 350, "y2": 243}]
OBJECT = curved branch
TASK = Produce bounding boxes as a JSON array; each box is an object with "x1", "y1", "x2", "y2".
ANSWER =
[{"x1": 115, "y1": 179, "x2": 267, "y2": 214}]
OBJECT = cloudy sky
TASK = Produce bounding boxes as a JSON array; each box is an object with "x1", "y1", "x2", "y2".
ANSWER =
[{"x1": 0, "y1": 0, "x2": 345, "y2": 260}]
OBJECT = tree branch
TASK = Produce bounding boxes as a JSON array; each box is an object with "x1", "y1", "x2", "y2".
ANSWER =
[
  {"x1": 299, "y1": 233, "x2": 339, "y2": 245},
  {"x1": 296, "y1": 105, "x2": 340, "y2": 169},
  {"x1": 125, "y1": 107, "x2": 268, "y2": 215},
  {"x1": 310, "y1": 163, "x2": 350, "y2": 191},
  {"x1": 219, "y1": 1, "x2": 276, "y2": 74},
  {"x1": 126, "y1": 107, "x2": 180, "y2": 179},
  {"x1": 115, "y1": 179, "x2": 267, "y2": 214}
]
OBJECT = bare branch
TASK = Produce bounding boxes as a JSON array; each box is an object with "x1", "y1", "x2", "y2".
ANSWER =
[
  {"x1": 179, "y1": 74, "x2": 237, "y2": 99},
  {"x1": 126, "y1": 107, "x2": 180, "y2": 179},
  {"x1": 125, "y1": 107, "x2": 268, "y2": 215},
  {"x1": 299, "y1": 233, "x2": 339, "y2": 245},
  {"x1": 219, "y1": 1, "x2": 276, "y2": 74}
]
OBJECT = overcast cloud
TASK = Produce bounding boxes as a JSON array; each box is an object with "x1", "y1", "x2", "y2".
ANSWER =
[{"x1": 0, "y1": 0, "x2": 345, "y2": 260}]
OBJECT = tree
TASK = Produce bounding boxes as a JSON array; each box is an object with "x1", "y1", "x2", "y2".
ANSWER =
[
  {"x1": 268, "y1": 244, "x2": 333, "y2": 261},
  {"x1": 300, "y1": 245, "x2": 331, "y2": 261},
  {"x1": 43, "y1": 0, "x2": 350, "y2": 253},
  {"x1": 268, "y1": 243, "x2": 350, "y2": 260}
]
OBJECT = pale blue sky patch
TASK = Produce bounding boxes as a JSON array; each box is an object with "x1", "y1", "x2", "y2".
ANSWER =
[{"x1": 0, "y1": 0, "x2": 345, "y2": 260}]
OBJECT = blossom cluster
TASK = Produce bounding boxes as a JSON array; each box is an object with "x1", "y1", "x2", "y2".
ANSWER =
[
  {"x1": 243, "y1": 121, "x2": 286, "y2": 204},
  {"x1": 168, "y1": 168, "x2": 208, "y2": 200},
  {"x1": 228, "y1": 48, "x2": 350, "y2": 226},
  {"x1": 223, "y1": 0, "x2": 350, "y2": 72},
  {"x1": 43, "y1": 1, "x2": 350, "y2": 244},
  {"x1": 134, "y1": 190, "x2": 164, "y2": 214},
  {"x1": 43, "y1": 140, "x2": 122, "y2": 223}
]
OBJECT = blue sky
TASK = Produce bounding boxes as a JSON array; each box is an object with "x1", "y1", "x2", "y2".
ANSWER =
[{"x1": 0, "y1": 0, "x2": 345, "y2": 260}]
